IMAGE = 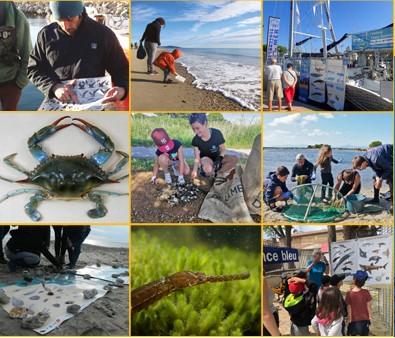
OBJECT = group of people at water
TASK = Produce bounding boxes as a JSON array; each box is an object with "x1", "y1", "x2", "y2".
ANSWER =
[
  {"x1": 0, "y1": 226, "x2": 90, "y2": 271},
  {"x1": 264, "y1": 248, "x2": 373, "y2": 336},
  {"x1": 264, "y1": 143, "x2": 393, "y2": 213},
  {"x1": 0, "y1": 1, "x2": 129, "y2": 110},
  {"x1": 150, "y1": 113, "x2": 238, "y2": 185}
]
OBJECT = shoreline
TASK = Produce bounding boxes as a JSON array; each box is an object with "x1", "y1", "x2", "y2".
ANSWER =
[
  {"x1": 0, "y1": 243, "x2": 129, "y2": 336},
  {"x1": 131, "y1": 49, "x2": 248, "y2": 111}
]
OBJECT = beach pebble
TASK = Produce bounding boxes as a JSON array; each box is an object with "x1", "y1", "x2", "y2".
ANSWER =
[
  {"x1": 83, "y1": 289, "x2": 98, "y2": 299},
  {"x1": 21, "y1": 312, "x2": 50, "y2": 329},
  {"x1": 34, "y1": 269, "x2": 44, "y2": 277},
  {"x1": 0, "y1": 293, "x2": 10, "y2": 304},
  {"x1": 103, "y1": 285, "x2": 113, "y2": 292},
  {"x1": 111, "y1": 273, "x2": 119, "y2": 278},
  {"x1": 83, "y1": 274, "x2": 92, "y2": 280},
  {"x1": 96, "y1": 261, "x2": 101, "y2": 267},
  {"x1": 111, "y1": 264, "x2": 119, "y2": 269},
  {"x1": 9, "y1": 307, "x2": 29, "y2": 319},
  {"x1": 66, "y1": 304, "x2": 81, "y2": 315},
  {"x1": 115, "y1": 278, "x2": 125, "y2": 284},
  {"x1": 47, "y1": 292, "x2": 54, "y2": 296}
]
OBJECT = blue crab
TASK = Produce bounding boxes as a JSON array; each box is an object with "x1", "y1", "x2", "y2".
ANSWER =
[{"x1": 0, "y1": 116, "x2": 128, "y2": 221}]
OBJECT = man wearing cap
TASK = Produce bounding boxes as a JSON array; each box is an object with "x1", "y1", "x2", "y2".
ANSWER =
[
  {"x1": 291, "y1": 154, "x2": 315, "y2": 185},
  {"x1": 345, "y1": 270, "x2": 372, "y2": 336},
  {"x1": 27, "y1": 1, "x2": 128, "y2": 104},
  {"x1": 305, "y1": 248, "x2": 329, "y2": 289},
  {"x1": 150, "y1": 128, "x2": 190, "y2": 185},
  {"x1": 0, "y1": 1, "x2": 32, "y2": 110}
]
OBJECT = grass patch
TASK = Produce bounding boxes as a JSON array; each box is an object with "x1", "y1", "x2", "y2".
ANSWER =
[
  {"x1": 131, "y1": 229, "x2": 261, "y2": 336},
  {"x1": 132, "y1": 158, "x2": 248, "y2": 173},
  {"x1": 131, "y1": 114, "x2": 260, "y2": 149}
]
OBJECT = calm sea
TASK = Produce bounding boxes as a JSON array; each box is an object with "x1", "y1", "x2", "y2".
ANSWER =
[
  {"x1": 264, "y1": 148, "x2": 382, "y2": 191},
  {"x1": 179, "y1": 48, "x2": 261, "y2": 110}
]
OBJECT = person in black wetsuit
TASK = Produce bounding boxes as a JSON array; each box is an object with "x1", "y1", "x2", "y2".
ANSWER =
[
  {"x1": 189, "y1": 113, "x2": 238, "y2": 179},
  {"x1": 5, "y1": 226, "x2": 61, "y2": 271}
]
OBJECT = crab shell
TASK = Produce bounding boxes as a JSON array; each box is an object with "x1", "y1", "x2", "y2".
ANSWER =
[{"x1": 18, "y1": 154, "x2": 117, "y2": 197}]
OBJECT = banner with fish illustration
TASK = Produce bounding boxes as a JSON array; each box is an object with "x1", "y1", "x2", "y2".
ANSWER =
[
  {"x1": 298, "y1": 58, "x2": 310, "y2": 103},
  {"x1": 38, "y1": 76, "x2": 112, "y2": 111},
  {"x1": 330, "y1": 235, "x2": 392, "y2": 287},
  {"x1": 308, "y1": 59, "x2": 326, "y2": 103},
  {"x1": 326, "y1": 59, "x2": 346, "y2": 110},
  {"x1": 0, "y1": 265, "x2": 128, "y2": 334}
]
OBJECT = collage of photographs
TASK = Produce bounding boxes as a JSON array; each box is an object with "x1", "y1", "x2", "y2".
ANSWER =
[{"x1": 0, "y1": 0, "x2": 393, "y2": 337}]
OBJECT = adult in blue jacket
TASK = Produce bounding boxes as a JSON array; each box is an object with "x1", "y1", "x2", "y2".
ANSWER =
[
  {"x1": 352, "y1": 144, "x2": 393, "y2": 204},
  {"x1": 27, "y1": 1, "x2": 128, "y2": 104}
]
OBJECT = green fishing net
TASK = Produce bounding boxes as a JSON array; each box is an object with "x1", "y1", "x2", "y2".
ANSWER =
[{"x1": 283, "y1": 183, "x2": 346, "y2": 223}]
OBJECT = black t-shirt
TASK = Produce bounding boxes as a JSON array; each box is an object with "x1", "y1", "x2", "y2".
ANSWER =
[
  {"x1": 192, "y1": 128, "x2": 225, "y2": 161},
  {"x1": 155, "y1": 139, "x2": 182, "y2": 161}
]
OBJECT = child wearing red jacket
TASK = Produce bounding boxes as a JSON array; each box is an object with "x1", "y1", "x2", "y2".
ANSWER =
[{"x1": 153, "y1": 49, "x2": 182, "y2": 83}]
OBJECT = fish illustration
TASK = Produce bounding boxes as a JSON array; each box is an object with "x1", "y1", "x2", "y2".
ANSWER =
[
  {"x1": 337, "y1": 73, "x2": 345, "y2": 77},
  {"x1": 359, "y1": 263, "x2": 388, "y2": 274},
  {"x1": 334, "y1": 252, "x2": 354, "y2": 270},
  {"x1": 313, "y1": 79, "x2": 325, "y2": 84},
  {"x1": 359, "y1": 248, "x2": 367, "y2": 258},
  {"x1": 310, "y1": 73, "x2": 322, "y2": 78},
  {"x1": 372, "y1": 249, "x2": 380, "y2": 254},
  {"x1": 327, "y1": 70, "x2": 335, "y2": 74},
  {"x1": 382, "y1": 248, "x2": 389, "y2": 258},
  {"x1": 88, "y1": 81, "x2": 96, "y2": 88},
  {"x1": 327, "y1": 83, "x2": 334, "y2": 88},
  {"x1": 362, "y1": 243, "x2": 372, "y2": 247},
  {"x1": 339, "y1": 245, "x2": 347, "y2": 248},
  {"x1": 311, "y1": 92, "x2": 322, "y2": 96},
  {"x1": 333, "y1": 255, "x2": 341, "y2": 262},
  {"x1": 327, "y1": 77, "x2": 335, "y2": 81},
  {"x1": 378, "y1": 242, "x2": 386, "y2": 248},
  {"x1": 344, "y1": 248, "x2": 352, "y2": 252},
  {"x1": 89, "y1": 89, "x2": 100, "y2": 98},
  {"x1": 335, "y1": 95, "x2": 340, "y2": 100},
  {"x1": 315, "y1": 67, "x2": 326, "y2": 72},
  {"x1": 341, "y1": 267, "x2": 352, "y2": 272},
  {"x1": 343, "y1": 260, "x2": 352, "y2": 265},
  {"x1": 78, "y1": 82, "x2": 86, "y2": 90},
  {"x1": 368, "y1": 256, "x2": 381, "y2": 264},
  {"x1": 336, "y1": 86, "x2": 344, "y2": 91}
]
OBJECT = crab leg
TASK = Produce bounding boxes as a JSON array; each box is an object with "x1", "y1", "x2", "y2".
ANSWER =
[
  {"x1": 85, "y1": 191, "x2": 127, "y2": 219},
  {"x1": 28, "y1": 116, "x2": 72, "y2": 163},
  {"x1": 0, "y1": 189, "x2": 45, "y2": 204},
  {"x1": 24, "y1": 191, "x2": 51, "y2": 222},
  {"x1": 106, "y1": 151, "x2": 129, "y2": 177},
  {"x1": 72, "y1": 118, "x2": 115, "y2": 166},
  {"x1": 3, "y1": 153, "x2": 30, "y2": 176}
]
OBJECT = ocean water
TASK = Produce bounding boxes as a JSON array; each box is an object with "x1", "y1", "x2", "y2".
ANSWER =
[
  {"x1": 264, "y1": 148, "x2": 386, "y2": 192},
  {"x1": 179, "y1": 48, "x2": 261, "y2": 111}
]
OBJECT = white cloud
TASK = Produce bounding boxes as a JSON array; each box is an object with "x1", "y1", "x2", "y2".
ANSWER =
[
  {"x1": 307, "y1": 129, "x2": 330, "y2": 136},
  {"x1": 319, "y1": 113, "x2": 335, "y2": 119},
  {"x1": 268, "y1": 113, "x2": 302, "y2": 126},
  {"x1": 208, "y1": 27, "x2": 232, "y2": 36},
  {"x1": 131, "y1": 6, "x2": 158, "y2": 22},
  {"x1": 264, "y1": 131, "x2": 296, "y2": 142},
  {"x1": 237, "y1": 16, "x2": 261, "y2": 27}
]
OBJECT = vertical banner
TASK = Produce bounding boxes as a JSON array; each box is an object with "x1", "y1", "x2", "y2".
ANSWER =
[
  {"x1": 326, "y1": 59, "x2": 346, "y2": 110},
  {"x1": 298, "y1": 58, "x2": 310, "y2": 103},
  {"x1": 266, "y1": 17, "x2": 280, "y2": 63},
  {"x1": 308, "y1": 58, "x2": 326, "y2": 103},
  {"x1": 330, "y1": 235, "x2": 392, "y2": 287}
]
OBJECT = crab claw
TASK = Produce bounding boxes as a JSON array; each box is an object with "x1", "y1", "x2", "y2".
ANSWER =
[
  {"x1": 28, "y1": 116, "x2": 72, "y2": 163},
  {"x1": 72, "y1": 118, "x2": 115, "y2": 165}
]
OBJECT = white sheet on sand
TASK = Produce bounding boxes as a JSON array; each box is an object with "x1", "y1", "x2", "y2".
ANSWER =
[
  {"x1": 0, "y1": 265, "x2": 128, "y2": 334},
  {"x1": 38, "y1": 76, "x2": 112, "y2": 111}
]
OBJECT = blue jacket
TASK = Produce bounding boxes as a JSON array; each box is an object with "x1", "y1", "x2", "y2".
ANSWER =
[
  {"x1": 264, "y1": 172, "x2": 289, "y2": 204},
  {"x1": 363, "y1": 144, "x2": 393, "y2": 180}
]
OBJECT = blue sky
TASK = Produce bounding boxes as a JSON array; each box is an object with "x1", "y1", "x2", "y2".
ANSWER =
[
  {"x1": 131, "y1": 1, "x2": 261, "y2": 48},
  {"x1": 264, "y1": 113, "x2": 393, "y2": 147},
  {"x1": 263, "y1": 1, "x2": 393, "y2": 53}
]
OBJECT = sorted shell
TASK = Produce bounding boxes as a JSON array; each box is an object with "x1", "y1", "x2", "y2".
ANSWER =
[
  {"x1": 9, "y1": 307, "x2": 29, "y2": 319},
  {"x1": 115, "y1": 278, "x2": 125, "y2": 284},
  {"x1": 66, "y1": 304, "x2": 81, "y2": 315},
  {"x1": 112, "y1": 264, "x2": 119, "y2": 269},
  {"x1": 47, "y1": 292, "x2": 54, "y2": 296},
  {"x1": 96, "y1": 260, "x2": 101, "y2": 267},
  {"x1": 21, "y1": 312, "x2": 50, "y2": 329},
  {"x1": 103, "y1": 285, "x2": 113, "y2": 292},
  {"x1": 83, "y1": 288, "x2": 98, "y2": 299},
  {"x1": 0, "y1": 293, "x2": 10, "y2": 304},
  {"x1": 156, "y1": 181, "x2": 201, "y2": 206},
  {"x1": 83, "y1": 274, "x2": 92, "y2": 280}
]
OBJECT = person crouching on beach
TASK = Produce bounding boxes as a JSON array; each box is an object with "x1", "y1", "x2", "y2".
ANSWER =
[
  {"x1": 283, "y1": 63, "x2": 297, "y2": 111},
  {"x1": 189, "y1": 113, "x2": 238, "y2": 180},
  {"x1": 332, "y1": 169, "x2": 361, "y2": 201},
  {"x1": 151, "y1": 128, "x2": 190, "y2": 185},
  {"x1": 264, "y1": 166, "x2": 292, "y2": 212},
  {"x1": 153, "y1": 49, "x2": 182, "y2": 84}
]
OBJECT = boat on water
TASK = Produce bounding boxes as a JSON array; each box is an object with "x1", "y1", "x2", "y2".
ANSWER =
[{"x1": 265, "y1": 0, "x2": 393, "y2": 111}]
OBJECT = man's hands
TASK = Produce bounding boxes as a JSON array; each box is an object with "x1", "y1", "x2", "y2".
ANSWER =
[
  {"x1": 101, "y1": 86, "x2": 125, "y2": 103},
  {"x1": 52, "y1": 79, "x2": 79, "y2": 103}
]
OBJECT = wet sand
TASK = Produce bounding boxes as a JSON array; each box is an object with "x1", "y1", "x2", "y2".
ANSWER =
[
  {"x1": 131, "y1": 48, "x2": 248, "y2": 111},
  {"x1": 0, "y1": 243, "x2": 129, "y2": 336}
]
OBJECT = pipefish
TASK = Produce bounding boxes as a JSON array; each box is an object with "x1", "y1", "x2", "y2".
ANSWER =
[{"x1": 131, "y1": 271, "x2": 250, "y2": 315}]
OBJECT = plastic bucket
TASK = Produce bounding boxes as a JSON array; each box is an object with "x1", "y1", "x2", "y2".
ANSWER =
[{"x1": 346, "y1": 194, "x2": 366, "y2": 213}]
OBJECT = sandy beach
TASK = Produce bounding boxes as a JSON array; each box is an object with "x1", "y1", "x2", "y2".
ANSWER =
[
  {"x1": 131, "y1": 48, "x2": 248, "y2": 111},
  {"x1": 0, "y1": 243, "x2": 129, "y2": 336},
  {"x1": 263, "y1": 187, "x2": 393, "y2": 224}
]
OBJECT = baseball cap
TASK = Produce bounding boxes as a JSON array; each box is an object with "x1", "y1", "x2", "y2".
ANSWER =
[
  {"x1": 50, "y1": 1, "x2": 84, "y2": 20},
  {"x1": 353, "y1": 270, "x2": 368, "y2": 280},
  {"x1": 151, "y1": 128, "x2": 174, "y2": 153},
  {"x1": 321, "y1": 275, "x2": 331, "y2": 285},
  {"x1": 295, "y1": 154, "x2": 305, "y2": 161},
  {"x1": 330, "y1": 274, "x2": 345, "y2": 286}
]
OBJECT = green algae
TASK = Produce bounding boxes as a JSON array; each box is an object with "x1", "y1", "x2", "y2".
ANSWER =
[{"x1": 131, "y1": 229, "x2": 261, "y2": 336}]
